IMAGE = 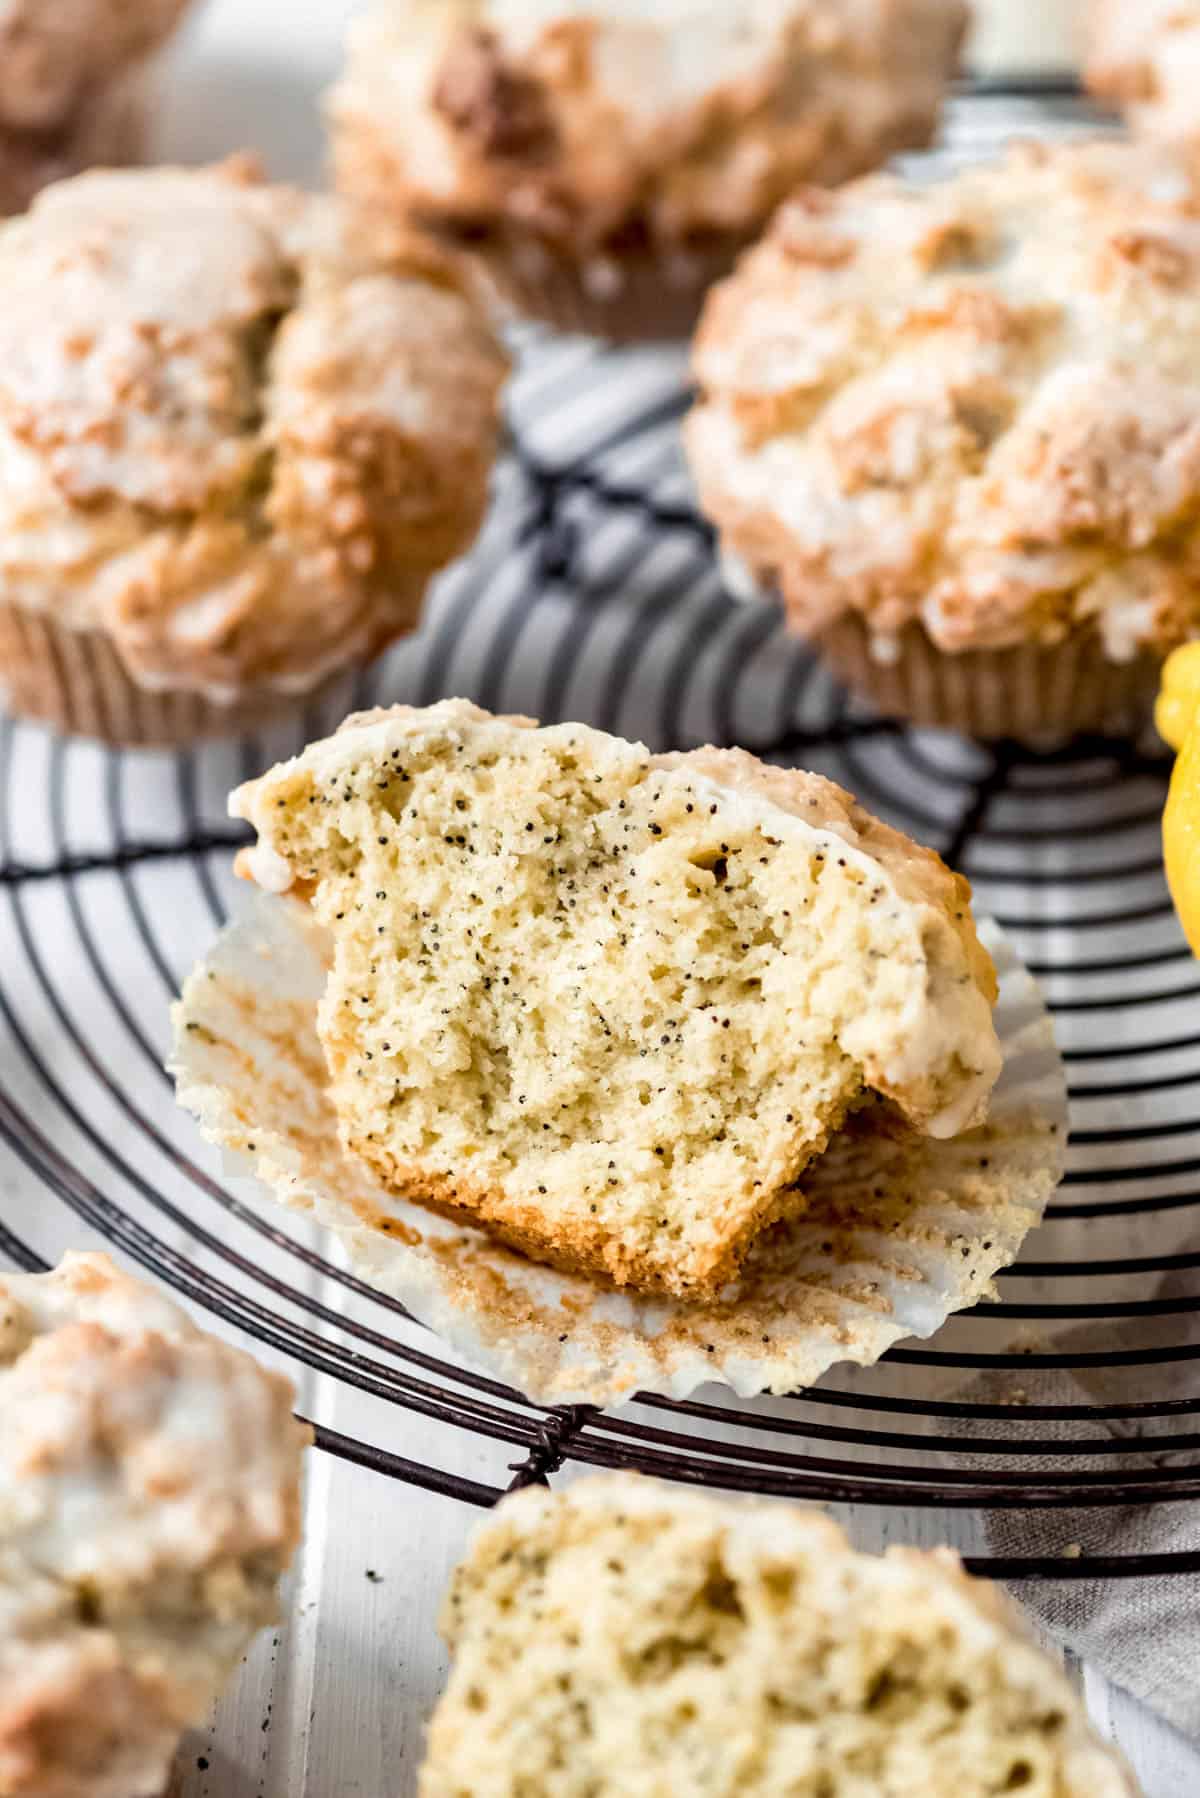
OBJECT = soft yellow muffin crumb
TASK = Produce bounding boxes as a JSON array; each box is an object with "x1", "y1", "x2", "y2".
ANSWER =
[
  {"x1": 233, "y1": 701, "x2": 999, "y2": 1299},
  {"x1": 421, "y1": 1476, "x2": 1136, "y2": 1797}
]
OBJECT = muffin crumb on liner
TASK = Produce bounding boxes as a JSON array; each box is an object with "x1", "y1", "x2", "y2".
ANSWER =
[{"x1": 171, "y1": 895, "x2": 1064, "y2": 1406}]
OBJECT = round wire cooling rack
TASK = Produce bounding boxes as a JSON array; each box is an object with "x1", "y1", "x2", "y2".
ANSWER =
[{"x1": 4, "y1": 84, "x2": 1200, "y2": 1585}]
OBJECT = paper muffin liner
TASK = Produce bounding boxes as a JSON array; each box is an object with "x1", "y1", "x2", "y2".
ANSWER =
[
  {"x1": 171, "y1": 895, "x2": 1066, "y2": 1407},
  {"x1": 0, "y1": 57, "x2": 154, "y2": 218},
  {"x1": 818, "y1": 617, "x2": 1164, "y2": 743},
  {"x1": 0, "y1": 589, "x2": 428, "y2": 749},
  {"x1": 452, "y1": 231, "x2": 742, "y2": 343}
]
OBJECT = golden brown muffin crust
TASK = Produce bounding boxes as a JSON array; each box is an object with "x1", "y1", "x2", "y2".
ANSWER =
[
  {"x1": 0, "y1": 0, "x2": 190, "y2": 132},
  {"x1": 0, "y1": 0, "x2": 193, "y2": 216},
  {"x1": 687, "y1": 139, "x2": 1200, "y2": 660},
  {"x1": 329, "y1": 0, "x2": 968, "y2": 258},
  {"x1": 0, "y1": 158, "x2": 508, "y2": 699}
]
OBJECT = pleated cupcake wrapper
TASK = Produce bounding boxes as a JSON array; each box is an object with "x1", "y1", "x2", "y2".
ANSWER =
[
  {"x1": 459, "y1": 235, "x2": 741, "y2": 343},
  {"x1": 818, "y1": 618, "x2": 1164, "y2": 742},
  {"x1": 171, "y1": 893, "x2": 1066, "y2": 1407},
  {"x1": 0, "y1": 601, "x2": 414, "y2": 748},
  {"x1": 0, "y1": 54, "x2": 157, "y2": 217},
  {"x1": 63, "y1": 56, "x2": 154, "y2": 166}
]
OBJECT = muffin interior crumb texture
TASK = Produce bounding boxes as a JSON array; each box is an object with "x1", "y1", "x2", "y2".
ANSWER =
[
  {"x1": 234, "y1": 701, "x2": 1000, "y2": 1298},
  {"x1": 419, "y1": 1478, "x2": 1134, "y2": 1798}
]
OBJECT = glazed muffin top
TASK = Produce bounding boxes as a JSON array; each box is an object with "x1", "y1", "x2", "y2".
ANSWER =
[
  {"x1": 687, "y1": 139, "x2": 1200, "y2": 658},
  {"x1": 329, "y1": 0, "x2": 968, "y2": 257},
  {"x1": 0, "y1": 1252, "x2": 309, "y2": 1798},
  {"x1": 1087, "y1": 2, "x2": 1200, "y2": 142},
  {"x1": 0, "y1": 0, "x2": 190, "y2": 134},
  {"x1": 0, "y1": 157, "x2": 508, "y2": 697}
]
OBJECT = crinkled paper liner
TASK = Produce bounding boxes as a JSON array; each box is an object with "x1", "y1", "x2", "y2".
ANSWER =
[
  {"x1": 451, "y1": 232, "x2": 743, "y2": 343},
  {"x1": 0, "y1": 601, "x2": 420, "y2": 748},
  {"x1": 171, "y1": 895, "x2": 1066, "y2": 1407},
  {"x1": 0, "y1": 58, "x2": 151, "y2": 218},
  {"x1": 818, "y1": 617, "x2": 1163, "y2": 744}
]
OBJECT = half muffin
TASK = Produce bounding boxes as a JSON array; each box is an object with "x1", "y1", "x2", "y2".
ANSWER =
[
  {"x1": 422, "y1": 1476, "x2": 1137, "y2": 1798},
  {"x1": 231, "y1": 699, "x2": 1001, "y2": 1299}
]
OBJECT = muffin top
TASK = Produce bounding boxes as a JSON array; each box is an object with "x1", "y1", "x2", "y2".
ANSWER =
[
  {"x1": 687, "y1": 139, "x2": 1200, "y2": 658},
  {"x1": 0, "y1": 0, "x2": 190, "y2": 134},
  {"x1": 0, "y1": 157, "x2": 508, "y2": 696},
  {"x1": 423, "y1": 1475, "x2": 1136, "y2": 1798},
  {"x1": 0, "y1": 1252, "x2": 309, "y2": 1798},
  {"x1": 1087, "y1": 2, "x2": 1200, "y2": 141},
  {"x1": 330, "y1": 0, "x2": 967, "y2": 256}
]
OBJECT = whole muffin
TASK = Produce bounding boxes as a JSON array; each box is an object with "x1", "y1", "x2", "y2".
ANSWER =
[
  {"x1": 327, "y1": 0, "x2": 968, "y2": 342},
  {"x1": 0, "y1": 157, "x2": 509, "y2": 747},
  {"x1": 0, "y1": 0, "x2": 194, "y2": 216},
  {"x1": 1087, "y1": 2, "x2": 1200, "y2": 141},
  {"x1": 0, "y1": 1252, "x2": 310, "y2": 1798},
  {"x1": 687, "y1": 138, "x2": 1200, "y2": 740}
]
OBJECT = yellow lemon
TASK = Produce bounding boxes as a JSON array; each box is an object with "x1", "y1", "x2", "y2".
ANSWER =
[
  {"x1": 1159, "y1": 644, "x2": 1200, "y2": 957},
  {"x1": 1157, "y1": 642, "x2": 1200, "y2": 753}
]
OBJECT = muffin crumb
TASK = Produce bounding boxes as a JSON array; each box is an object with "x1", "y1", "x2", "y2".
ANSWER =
[
  {"x1": 420, "y1": 1476, "x2": 1136, "y2": 1797},
  {"x1": 232, "y1": 699, "x2": 1000, "y2": 1299}
]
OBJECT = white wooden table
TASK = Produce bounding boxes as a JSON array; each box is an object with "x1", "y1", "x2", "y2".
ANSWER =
[{"x1": 8, "y1": 4, "x2": 1188, "y2": 1792}]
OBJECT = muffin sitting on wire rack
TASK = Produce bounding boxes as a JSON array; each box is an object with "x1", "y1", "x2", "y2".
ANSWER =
[
  {"x1": 326, "y1": 0, "x2": 969, "y2": 342},
  {"x1": 0, "y1": 0, "x2": 195, "y2": 217},
  {"x1": 686, "y1": 138, "x2": 1200, "y2": 741},
  {"x1": 173, "y1": 700, "x2": 1065, "y2": 1408},
  {"x1": 0, "y1": 156, "x2": 508, "y2": 748}
]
